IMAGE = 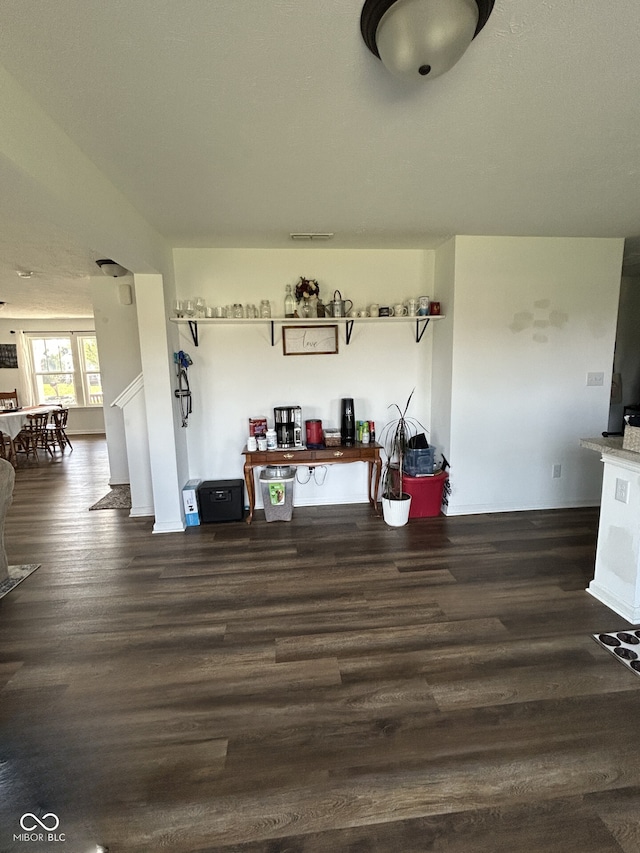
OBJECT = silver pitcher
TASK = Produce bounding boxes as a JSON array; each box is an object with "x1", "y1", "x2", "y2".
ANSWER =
[{"x1": 328, "y1": 289, "x2": 353, "y2": 318}]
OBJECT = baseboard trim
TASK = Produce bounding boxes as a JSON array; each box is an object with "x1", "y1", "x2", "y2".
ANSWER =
[
  {"x1": 130, "y1": 506, "x2": 155, "y2": 518},
  {"x1": 444, "y1": 499, "x2": 600, "y2": 516},
  {"x1": 587, "y1": 582, "x2": 640, "y2": 625},
  {"x1": 152, "y1": 519, "x2": 186, "y2": 534}
]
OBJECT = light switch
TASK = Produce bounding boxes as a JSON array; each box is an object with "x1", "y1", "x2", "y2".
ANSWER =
[{"x1": 587, "y1": 372, "x2": 605, "y2": 386}]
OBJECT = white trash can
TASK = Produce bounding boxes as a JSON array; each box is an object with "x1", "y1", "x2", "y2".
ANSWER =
[{"x1": 259, "y1": 466, "x2": 295, "y2": 522}]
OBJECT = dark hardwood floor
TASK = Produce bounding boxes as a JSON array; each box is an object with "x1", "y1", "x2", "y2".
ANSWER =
[{"x1": 1, "y1": 436, "x2": 640, "y2": 852}]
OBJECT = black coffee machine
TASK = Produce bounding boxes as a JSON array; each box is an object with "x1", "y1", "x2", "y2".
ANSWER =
[
  {"x1": 274, "y1": 406, "x2": 303, "y2": 448},
  {"x1": 340, "y1": 398, "x2": 355, "y2": 446}
]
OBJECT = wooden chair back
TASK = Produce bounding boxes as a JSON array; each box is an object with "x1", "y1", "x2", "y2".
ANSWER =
[
  {"x1": 26, "y1": 413, "x2": 49, "y2": 431},
  {"x1": 51, "y1": 408, "x2": 69, "y2": 428},
  {"x1": 0, "y1": 389, "x2": 19, "y2": 408}
]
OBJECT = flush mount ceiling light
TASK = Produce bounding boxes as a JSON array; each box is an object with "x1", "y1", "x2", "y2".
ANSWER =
[
  {"x1": 16, "y1": 270, "x2": 33, "y2": 279},
  {"x1": 96, "y1": 258, "x2": 129, "y2": 277},
  {"x1": 360, "y1": 0, "x2": 495, "y2": 81}
]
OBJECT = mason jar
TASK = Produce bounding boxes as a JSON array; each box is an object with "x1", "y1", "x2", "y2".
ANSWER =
[{"x1": 260, "y1": 300, "x2": 271, "y2": 318}]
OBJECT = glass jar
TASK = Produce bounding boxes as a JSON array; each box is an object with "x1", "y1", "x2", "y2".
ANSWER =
[
  {"x1": 284, "y1": 285, "x2": 295, "y2": 318},
  {"x1": 260, "y1": 300, "x2": 271, "y2": 318}
]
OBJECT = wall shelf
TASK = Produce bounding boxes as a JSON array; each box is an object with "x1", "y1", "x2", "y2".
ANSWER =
[{"x1": 170, "y1": 314, "x2": 445, "y2": 347}]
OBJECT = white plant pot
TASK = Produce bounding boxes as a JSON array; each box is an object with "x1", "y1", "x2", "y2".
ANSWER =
[{"x1": 381, "y1": 493, "x2": 412, "y2": 527}]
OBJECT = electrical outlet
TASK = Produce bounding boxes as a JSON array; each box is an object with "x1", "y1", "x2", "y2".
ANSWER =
[
  {"x1": 615, "y1": 477, "x2": 629, "y2": 503},
  {"x1": 587, "y1": 372, "x2": 605, "y2": 387},
  {"x1": 552, "y1": 464, "x2": 562, "y2": 479}
]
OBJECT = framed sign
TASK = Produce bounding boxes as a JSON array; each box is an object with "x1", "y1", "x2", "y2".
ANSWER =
[
  {"x1": 0, "y1": 344, "x2": 18, "y2": 368},
  {"x1": 282, "y1": 324, "x2": 339, "y2": 356}
]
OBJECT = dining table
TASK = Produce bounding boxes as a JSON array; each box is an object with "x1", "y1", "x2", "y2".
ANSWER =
[{"x1": 0, "y1": 405, "x2": 61, "y2": 463}]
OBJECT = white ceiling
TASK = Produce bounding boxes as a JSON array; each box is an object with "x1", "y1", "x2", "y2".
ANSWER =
[{"x1": 1, "y1": 0, "x2": 640, "y2": 318}]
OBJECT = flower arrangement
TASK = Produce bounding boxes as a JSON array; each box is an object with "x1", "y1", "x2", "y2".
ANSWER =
[{"x1": 295, "y1": 276, "x2": 320, "y2": 302}]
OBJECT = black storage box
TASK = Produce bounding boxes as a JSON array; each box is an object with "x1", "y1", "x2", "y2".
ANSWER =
[{"x1": 198, "y1": 479, "x2": 244, "y2": 523}]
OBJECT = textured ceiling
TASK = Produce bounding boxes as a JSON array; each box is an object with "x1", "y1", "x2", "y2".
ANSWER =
[{"x1": 0, "y1": 0, "x2": 639, "y2": 317}]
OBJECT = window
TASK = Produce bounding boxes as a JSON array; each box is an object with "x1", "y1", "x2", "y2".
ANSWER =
[
  {"x1": 79, "y1": 336, "x2": 103, "y2": 406},
  {"x1": 27, "y1": 334, "x2": 102, "y2": 407}
]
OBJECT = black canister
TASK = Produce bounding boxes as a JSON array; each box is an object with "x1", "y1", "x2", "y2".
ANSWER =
[{"x1": 340, "y1": 398, "x2": 355, "y2": 446}]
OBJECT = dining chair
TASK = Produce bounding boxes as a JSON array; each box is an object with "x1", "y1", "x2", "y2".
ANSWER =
[
  {"x1": 14, "y1": 413, "x2": 52, "y2": 463},
  {"x1": 46, "y1": 407, "x2": 73, "y2": 452},
  {"x1": 0, "y1": 389, "x2": 19, "y2": 409}
]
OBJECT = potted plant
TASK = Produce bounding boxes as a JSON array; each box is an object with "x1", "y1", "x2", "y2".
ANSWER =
[{"x1": 379, "y1": 389, "x2": 426, "y2": 527}]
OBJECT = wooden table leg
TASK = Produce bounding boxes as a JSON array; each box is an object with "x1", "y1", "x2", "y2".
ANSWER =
[
  {"x1": 369, "y1": 457, "x2": 382, "y2": 515},
  {"x1": 244, "y1": 461, "x2": 255, "y2": 524}
]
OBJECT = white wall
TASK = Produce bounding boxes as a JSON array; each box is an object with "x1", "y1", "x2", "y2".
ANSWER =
[
  {"x1": 431, "y1": 237, "x2": 456, "y2": 466},
  {"x1": 135, "y1": 273, "x2": 187, "y2": 532},
  {"x1": 439, "y1": 236, "x2": 623, "y2": 515},
  {"x1": 90, "y1": 275, "x2": 142, "y2": 484},
  {"x1": 1, "y1": 66, "x2": 187, "y2": 532},
  {"x1": 173, "y1": 248, "x2": 435, "y2": 507},
  {"x1": 0, "y1": 317, "x2": 105, "y2": 434}
]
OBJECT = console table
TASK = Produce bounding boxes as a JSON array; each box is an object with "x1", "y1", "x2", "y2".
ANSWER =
[{"x1": 242, "y1": 442, "x2": 382, "y2": 523}]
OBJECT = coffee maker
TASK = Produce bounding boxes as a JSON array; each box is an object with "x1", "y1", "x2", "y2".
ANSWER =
[{"x1": 274, "y1": 406, "x2": 303, "y2": 448}]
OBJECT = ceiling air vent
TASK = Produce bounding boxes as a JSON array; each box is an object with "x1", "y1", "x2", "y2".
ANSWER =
[{"x1": 289, "y1": 233, "x2": 334, "y2": 241}]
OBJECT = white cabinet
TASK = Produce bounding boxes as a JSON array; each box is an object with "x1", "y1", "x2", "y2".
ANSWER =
[{"x1": 581, "y1": 437, "x2": 640, "y2": 623}]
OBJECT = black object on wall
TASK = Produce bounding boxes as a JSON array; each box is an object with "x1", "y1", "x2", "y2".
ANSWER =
[{"x1": 0, "y1": 344, "x2": 18, "y2": 368}]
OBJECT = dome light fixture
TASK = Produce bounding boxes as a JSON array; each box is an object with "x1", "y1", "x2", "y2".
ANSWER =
[
  {"x1": 96, "y1": 258, "x2": 129, "y2": 277},
  {"x1": 360, "y1": 0, "x2": 495, "y2": 82}
]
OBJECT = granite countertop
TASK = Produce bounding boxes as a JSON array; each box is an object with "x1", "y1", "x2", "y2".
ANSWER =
[{"x1": 580, "y1": 436, "x2": 640, "y2": 464}]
